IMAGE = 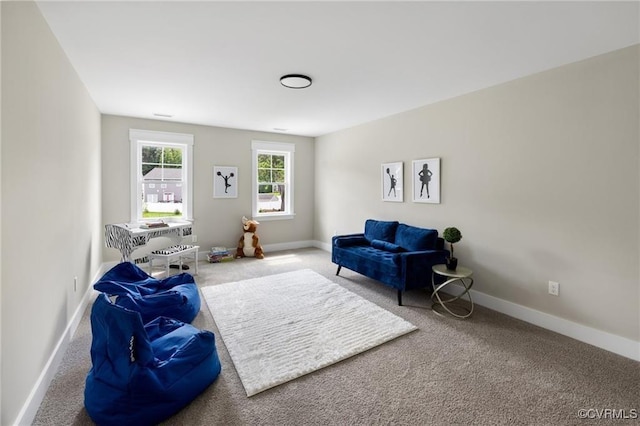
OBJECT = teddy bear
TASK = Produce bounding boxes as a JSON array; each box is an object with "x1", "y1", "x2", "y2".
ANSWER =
[{"x1": 236, "y1": 216, "x2": 264, "y2": 259}]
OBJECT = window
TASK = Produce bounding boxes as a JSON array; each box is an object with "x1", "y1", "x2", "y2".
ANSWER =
[
  {"x1": 252, "y1": 140, "x2": 295, "y2": 220},
  {"x1": 130, "y1": 129, "x2": 194, "y2": 222}
]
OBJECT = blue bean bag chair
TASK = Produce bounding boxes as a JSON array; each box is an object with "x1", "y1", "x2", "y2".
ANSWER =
[
  {"x1": 85, "y1": 293, "x2": 221, "y2": 426},
  {"x1": 94, "y1": 262, "x2": 200, "y2": 323}
]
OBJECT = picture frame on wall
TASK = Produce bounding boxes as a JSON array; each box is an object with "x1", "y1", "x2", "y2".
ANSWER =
[
  {"x1": 412, "y1": 158, "x2": 440, "y2": 203},
  {"x1": 213, "y1": 166, "x2": 238, "y2": 198},
  {"x1": 382, "y1": 162, "x2": 404, "y2": 202}
]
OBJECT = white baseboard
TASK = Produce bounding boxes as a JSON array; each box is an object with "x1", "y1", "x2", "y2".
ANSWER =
[
  {"x1": 469, "y1": 290, "x2": 640, "y2": 361},
  {"x1": 313, "y1": 240, "x2": 332, "y2": 252},
  {"x1": 199, "y1": 241, "x2": 319, "y2": 258},
  {"x1": 195, "y1": 241, "x2": 319, "y2": 261},
  {"x1": 263, "y1": 240, "x2": 317, "y2": 253},
  {"x1": 13, "y1": 264, "x2": 109, "y2": 426}
]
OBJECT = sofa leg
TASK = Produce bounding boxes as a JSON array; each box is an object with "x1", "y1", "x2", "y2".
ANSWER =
[
  {"x1": 336, "y1": 265, "x2": 342, "y2": 276},
  {"x1": 397, "y1": 290, "x2": 402, "y2": 306}
]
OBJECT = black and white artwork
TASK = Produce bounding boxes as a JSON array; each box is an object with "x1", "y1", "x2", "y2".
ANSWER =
[
  {"x1": 412, "y1": 158, "x2": 440, "y2": 203},
  {"x1": 213, "y1": 166, "x2": 238, "y2": 198},
  {"x1": 382, "y1": 162, "x2": 403, "y2": 202}
]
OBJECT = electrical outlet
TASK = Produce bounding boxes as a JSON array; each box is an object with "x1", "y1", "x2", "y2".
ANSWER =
[
  {"x1": 548, "y1": 281, "x2": 559, "y2": 296},
  {"x1": 192, "y1": 235, "x2": 197, "y2": 243},
  {"x1": 74, "y1": 276, "x2": 78, "y2": 292}
]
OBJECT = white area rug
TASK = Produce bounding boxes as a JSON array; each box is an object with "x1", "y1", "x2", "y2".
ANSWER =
[{"x1": 201, "y1": 269, "x2": 417, "y2": 396}]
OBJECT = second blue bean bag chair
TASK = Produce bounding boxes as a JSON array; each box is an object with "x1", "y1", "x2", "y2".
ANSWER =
[{"x1": 94, "y1": 261, "x2": 200, "y2": 323}]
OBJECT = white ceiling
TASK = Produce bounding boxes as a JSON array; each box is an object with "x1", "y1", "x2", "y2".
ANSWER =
[{"x1": 36, "y1": 1, "x2": 639, "y2": 137}]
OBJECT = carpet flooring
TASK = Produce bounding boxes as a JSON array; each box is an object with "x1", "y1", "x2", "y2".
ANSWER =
[
  {"x1": 33, "y1": 248, "x2": 639, "y2": 425},
  {"x1": 202, "y1": 269, "x2": 417, "y2": 396}
]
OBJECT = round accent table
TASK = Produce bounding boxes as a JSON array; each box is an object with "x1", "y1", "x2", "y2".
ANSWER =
[{"x1": 431, "y1": 264, "x2": 474, "y2": 319}]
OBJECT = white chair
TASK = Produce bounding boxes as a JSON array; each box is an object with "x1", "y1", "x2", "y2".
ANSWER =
[{"x1": 148, "y1": 245, "x2": 199, "y2": 277}]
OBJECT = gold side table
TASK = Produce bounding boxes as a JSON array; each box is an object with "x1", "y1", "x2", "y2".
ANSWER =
[{"x1": 431, "y1": 264, "x2": 474, "y2": 318}]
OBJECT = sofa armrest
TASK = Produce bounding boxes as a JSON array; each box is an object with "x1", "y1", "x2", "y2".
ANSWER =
[
  {"x1": 400, "y1": 249, "x2": 450, "y2": 287},
  {"x1": 332, "y1": 234, "x2": 368, "y2": 248}
]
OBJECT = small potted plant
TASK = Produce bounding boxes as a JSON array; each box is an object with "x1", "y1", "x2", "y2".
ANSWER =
[{"x1": 443, "y1": 227, "x2": 462, "y2": 270}]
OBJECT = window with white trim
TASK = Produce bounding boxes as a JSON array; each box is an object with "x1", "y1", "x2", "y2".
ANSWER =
[
  {"x1": 130, "y1": 129, "x2": 194, "y2": 222},
  {"x1": 252, "y1": 140, "x2": 295, "y2": 220}
]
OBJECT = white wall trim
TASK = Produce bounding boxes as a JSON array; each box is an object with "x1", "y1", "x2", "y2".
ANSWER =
[
  {"x1": 469, "y1": 289, "x2": 640, "y2": 361},
  {"x1": 262, "y1": 240, "x2": 315, "y2": 253},
  {"x1": 192, "y1": 242, "x2": 319, "y2": 262},
  {"x1": 13, "y1": 264, "x2": 109, "y2": 426},
  {"x1": 315, "y1": 242, "x2": 639, "y2": 361},
  {"x1": 312, "y1": 239, "x2": 332, "y2": 252}
]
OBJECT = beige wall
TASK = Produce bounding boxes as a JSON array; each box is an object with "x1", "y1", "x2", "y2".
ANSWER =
[
  {"x1": 0, "y1": 2, "x2": 3, "y2": 418},
  {"x1": 101, "y1": 115, "x2": 315, "y2": 262},
  {"x1": 1, "y1": 2, "x2": 102, "y2": 424},
  {"x1": 315, "y1": 46, "x2": 639, "y2": 342}
]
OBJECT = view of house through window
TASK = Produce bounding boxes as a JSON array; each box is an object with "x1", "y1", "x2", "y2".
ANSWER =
[
  {"x1": 141, "y1": 145, "x2": 184, "y2": 218},
  {"x1": 130, "y1": 129, "x2": 194, "y2": 223}
]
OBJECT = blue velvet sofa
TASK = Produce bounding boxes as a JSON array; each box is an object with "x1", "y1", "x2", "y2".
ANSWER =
[{"x1": 332, "y1": 219, "x2": 449, "y2": 305}]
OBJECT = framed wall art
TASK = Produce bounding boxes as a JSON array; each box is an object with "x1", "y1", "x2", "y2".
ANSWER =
[
  {"x1": 382, "y1": 162, "x2": 403, "y2": 202},
  {"x1": 213, "y1": 166, "x2": 238, "y2": 198},
  {"x1": 412, "y1": 158, "x2": 440, "y2": 203}
]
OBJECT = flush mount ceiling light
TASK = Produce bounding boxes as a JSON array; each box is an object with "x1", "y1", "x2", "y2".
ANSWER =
[{"x1": 280, "y1": 74, "x2": 312, "y2": 89}]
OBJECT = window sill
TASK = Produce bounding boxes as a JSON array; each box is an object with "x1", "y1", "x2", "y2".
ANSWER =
[{"x1": 253, "y1": 213, "x2": 295, "y2": 221}]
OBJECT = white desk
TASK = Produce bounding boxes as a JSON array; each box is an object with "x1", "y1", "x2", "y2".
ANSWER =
[{"x1": 105, "y1": 222, "x2": 193, "y2": 262}]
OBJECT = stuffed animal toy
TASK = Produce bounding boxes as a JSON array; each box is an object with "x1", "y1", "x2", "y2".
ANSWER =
[{"x1": 236, "y1": 216, "x2": 264, "y2": 259}]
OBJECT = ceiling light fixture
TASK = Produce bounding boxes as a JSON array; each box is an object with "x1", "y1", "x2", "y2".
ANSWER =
[
  {"x1": 280, "y1": 74, "x2": 312, "y2": 89},
  {"x1": 153, "y1": 112, "x2": 173, "y2": 118}
]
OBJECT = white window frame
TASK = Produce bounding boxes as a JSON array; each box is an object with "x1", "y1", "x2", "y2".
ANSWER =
[
  {"x1": 252, "y1": 140, "x2": 295, "y2": 221},
  {"x1": 130, "y1": 129, "x2": 194, "y2": 223}
]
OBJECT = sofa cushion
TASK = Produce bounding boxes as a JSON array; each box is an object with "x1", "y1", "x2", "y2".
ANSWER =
[
  {"x1": 342, "y1": 245, "x2": 402, "y2": 272},
  {"x1": 395, "y1": 224, "x2": 438, "y2": 251},
  {"x1": 334, "y1": 235, "x2": 367, "y2": 248},
  {"x1": 364, "y1": 219, "x2": 399, "y2": 243},
  {"x1": 371, "y1": 239, "x2": 405, "y2": 253}
]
